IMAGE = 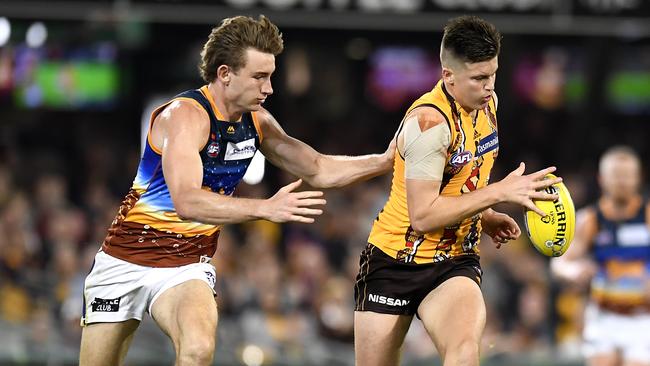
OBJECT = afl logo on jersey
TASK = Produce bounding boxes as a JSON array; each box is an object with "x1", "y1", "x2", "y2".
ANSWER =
[
  {"x1": 206, "y1": 142, "x2": 220, "y2": 158},
  {"x1": 450, "y1": 150, "x2": 473, "y2": 168}
]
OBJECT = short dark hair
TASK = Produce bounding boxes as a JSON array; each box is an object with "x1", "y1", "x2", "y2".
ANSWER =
[
  {"x1": 199, "y1": 15, "x2": 284, "y2": 83},
  {"x1": 442, "y1": 16, "x2": 501, "y2": 63}
]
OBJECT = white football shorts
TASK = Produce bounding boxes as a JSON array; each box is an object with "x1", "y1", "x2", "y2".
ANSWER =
[
  {"x1": 583, "y1": 302, "x2": 650, "y2": 363},
  {"x1": 81, "y1": 250, "x2": 216, "y2": 325}
]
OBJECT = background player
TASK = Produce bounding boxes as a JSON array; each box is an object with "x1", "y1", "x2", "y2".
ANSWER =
[{"x1": 552, "y1": 146, "x2": 650, "y2": 366}]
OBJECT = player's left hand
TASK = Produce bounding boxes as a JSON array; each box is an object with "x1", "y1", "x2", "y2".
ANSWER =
[{"x1": 482, "y1": 209, "x2": 521, "y2": 248}]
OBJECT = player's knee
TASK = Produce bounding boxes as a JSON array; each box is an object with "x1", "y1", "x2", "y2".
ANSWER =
[
  {"x1": 442, "y1": 338, "x2": 480, "y2": 366},
  {"x1": 178, "y1": 337, "x2": 215, "y2": 365}
]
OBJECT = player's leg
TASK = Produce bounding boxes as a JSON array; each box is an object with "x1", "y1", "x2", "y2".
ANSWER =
[
  {"x1": 151, "y1": 279, "x2": 218, "y2": 366},
  {"x1": 623, "y1": 345, "x2": 650, "y2": 366},
  {"x1": 418, "y1": 276, "x2": 485, "y2": 366},
  {"x1": 354, "y1": 311, "x2": 413, "y2": 366},
  {"x1": 79, "y1": 320, "x2": 140, "y2": 366},
  {"x1": 623, "y1": 360, "x2": 650, "y2": 366},
  {"x1": 621, "y1": 314, "x2": 650, "y2": 366},
  {"x1": 80, "y1": 251, "x2": 147, "y2": 366},
  {"x1": 353, "y1": 244, "x2": 417, "y2": 366},
  {"x1": 587, "y1": 354, "x2": 619, "y2": 366},
  {"x1": 583, "y1": 303, "x2": 620, "y2": 366}
]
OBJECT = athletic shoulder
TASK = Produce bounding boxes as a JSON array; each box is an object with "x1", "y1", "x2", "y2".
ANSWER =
[
  {"x1": 406, "y1": 106, "x2": 449, "y2": 133},
  {"x1": 161, "y1": 98, "x2": 209, "y2": 123},
  {"x1": 153, "y1": 98, "x2": 210, "y2": 147},
  {"x1": 253, "y1": 106, "x2": 274, "y2": 126}
]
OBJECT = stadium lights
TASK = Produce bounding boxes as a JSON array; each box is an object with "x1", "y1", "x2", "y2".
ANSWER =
[
  {"x1": 241, "y1": 344, "x2": 265, "y2": 366},
  {"x1": 26, "y1": 21, "x2": 47, "y2": 48},
  {"x1": 0, "y1": 17, "x2": 10, "y2": 47}
]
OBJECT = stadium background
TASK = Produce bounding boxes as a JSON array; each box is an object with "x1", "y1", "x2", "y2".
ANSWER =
[{"x1": 0, "y1": 0, "x2": 649, "y2": 365}]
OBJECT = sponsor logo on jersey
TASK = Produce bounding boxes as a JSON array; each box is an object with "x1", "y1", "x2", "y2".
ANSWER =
[
  {"x1": 226, "y1": 125, "x2": 236, "y2": 134},
  {"x1": 617, "y1": 223, "x2": 650, "y2": 247},
  {"x1": 476, "y1": 132, "x2": 499, "y2": 156},
  {"x1": 224, "y1": 138, "x2": 256, "y2": 161},
  {"x1": 368, "y1": 294, "x2": 410, "y2": 307},
  {"x1": 206, "y1": 142, "x2": 220, "y2": 158},
  {"x1": 91, "y1": 297, "x2": 121, "y2": 312}
]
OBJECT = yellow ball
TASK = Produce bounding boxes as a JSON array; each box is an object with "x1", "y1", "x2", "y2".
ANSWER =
[{"x1": 523, "y1": 174, "x2": 576, "y2": 257}]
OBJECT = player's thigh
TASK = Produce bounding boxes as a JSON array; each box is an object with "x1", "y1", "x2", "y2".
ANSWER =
[
  {"x1": 622, "y1": 315, "x2": 650, "y2": 366},
  {"x1": 417, "y1": 276, "x2": 486, "y2": 357},
  {"x1": 79, "y1": 319, "x2": 140, "y2": 366},
  {"x1": 624, "y1": 360, "x2": 650, "y2": 366},
  {"x1": 150, "y1": 279, "x2": 218, "y2": 350},
  {"x1": 587, "y1": 353, "x2": 619, "y2": 366},
  {"x1": 623, "y1": 343, "x2": 650, "y2": 366},
  {"x1": 354, "y1": 311, "x2": 413, "y2": 366}
]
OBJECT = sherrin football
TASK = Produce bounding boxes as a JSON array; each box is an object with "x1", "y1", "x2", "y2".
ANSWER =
[{"x1": 523, "y1": 174, "x2": 575, "y2": 257}]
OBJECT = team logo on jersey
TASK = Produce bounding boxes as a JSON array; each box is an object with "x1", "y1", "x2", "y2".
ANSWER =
[
  {"x1": 226, "y1": 125, "x2": 236, "y2": 134},
  {"x1": 450, "y1": 150, "x2": 473, "y2": 168},
  {"x1": 91, "y1": 297, "x2": 121, "y2": 312},
  {"x1": 206, "y1": 142, "x2": 220, "y2": 158}
]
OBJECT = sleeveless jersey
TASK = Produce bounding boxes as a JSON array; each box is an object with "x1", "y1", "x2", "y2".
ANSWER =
[
  {"x1": 590, "y1": 200, "x2": 650, "y2": 311},
  {"x1": 368, "y1": 80, "x2": 499, "y2": 264},
  {"x1": 102, "y1": 86, "x2": 263, "y2": 267}
]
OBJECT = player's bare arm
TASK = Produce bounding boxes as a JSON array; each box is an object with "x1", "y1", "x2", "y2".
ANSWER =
[
  {"x1": 404, "y1": 107, "x2": 561, "y2": 234},
  {"x1": 257, "y1": 108, "x2": 394, "y2": 188},
  {"x1": 153, "y1": 100, "x2": 325, "y2": 225},
  {"x1": 550, "y1": 207, "x2": 599, "y2": 286}
]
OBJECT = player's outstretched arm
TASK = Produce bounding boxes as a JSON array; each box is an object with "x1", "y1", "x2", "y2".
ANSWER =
[
  {"x1": 402, "y1": 107, "x2": 561, "y2": 233},
  {"x1": 258, "y1": 109, "x2": 395, "y2": 188},
  {"x1": 408, "y1": 163, "x2": 561, "y2": 233},
  {"x1": 550, "y1": 207, "x2": 598, "y2": 286},
  {"x1": 157, "y1": 101, "x2": 325, "y2": 225}
]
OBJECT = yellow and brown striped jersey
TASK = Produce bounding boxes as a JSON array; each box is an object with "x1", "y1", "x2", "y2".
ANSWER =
[{"x1": 368, "y1": 79, "x2": 499, "y2": 264}]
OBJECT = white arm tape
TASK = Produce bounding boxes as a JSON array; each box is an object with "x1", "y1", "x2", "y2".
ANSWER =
[{"x1": 403, "y1": 116, "x2": 451, "y2": 181}]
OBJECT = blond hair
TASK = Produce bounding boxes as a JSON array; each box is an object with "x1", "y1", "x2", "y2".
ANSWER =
[{"x1": 199, "y1": 15, "x2": 284, "y2": 82}]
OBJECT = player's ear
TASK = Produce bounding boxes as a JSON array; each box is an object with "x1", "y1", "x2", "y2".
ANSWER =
[
  {"x1": 442, "y1": 67, "x2": 454, "y2": 85},
  {"x1": 217, "y1": 65, "x2": 231, "y2": 86}
]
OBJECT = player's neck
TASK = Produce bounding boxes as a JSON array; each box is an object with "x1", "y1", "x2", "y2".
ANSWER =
[
  {"x1": 207, "y1": 83, "x2": 244, "y2": 122},
  {"x1": 601, "y1": 194, "x2": 641, "y2": 219},
  {"x1": 444, "y1": 81, "x2": 477, "y2": 117}
]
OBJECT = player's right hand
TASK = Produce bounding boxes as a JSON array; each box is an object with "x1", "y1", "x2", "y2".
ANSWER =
[
  {"x1": 262, "y1": 179, "x2": 326, "y2": 223},
  {"x1": 496, "y1": 163, "x2": 562, "y2": 216}
]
